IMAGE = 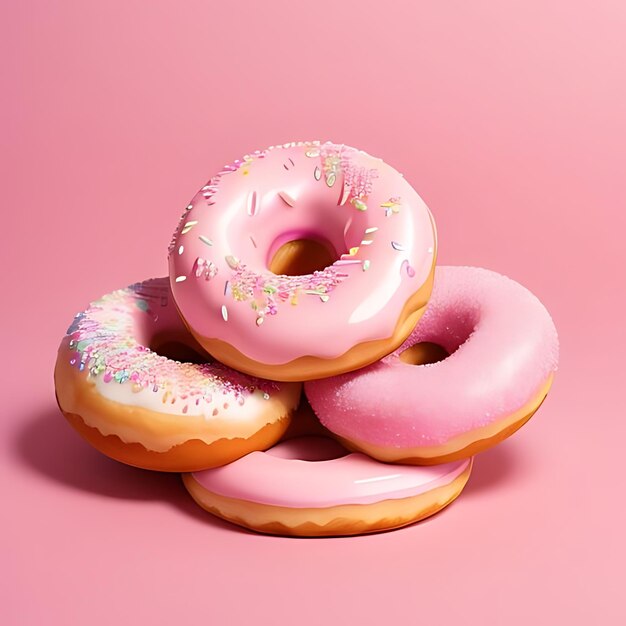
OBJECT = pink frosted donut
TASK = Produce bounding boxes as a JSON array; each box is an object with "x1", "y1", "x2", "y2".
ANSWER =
[
  {"x1": 54, "y1": 278, "x2": 301, "y2": 472},
  {"x1": 305, "y1": 266, "x2": 559, "y2": 464},
  {"x1": 184, "y1": 434, "x2": 472, "y2": 537},
  {"x1": 168, "y1": 141, "x2": 437, "y2": 381}
]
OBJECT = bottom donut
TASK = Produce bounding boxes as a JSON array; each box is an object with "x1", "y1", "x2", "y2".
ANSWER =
[{"x1": 183, "y1": 405, "x2": 473, "y2": 537}]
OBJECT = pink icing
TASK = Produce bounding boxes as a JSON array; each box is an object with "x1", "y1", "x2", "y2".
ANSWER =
[
  {"x1": 168, "y1": 141, "x2": 436, "y2": 364},
  {"x1": 191, "y1": 435, "x2": 470, "y2": 507},
  {"x1": 305, "y1": 266, "x2": 559, "y2": 448}
]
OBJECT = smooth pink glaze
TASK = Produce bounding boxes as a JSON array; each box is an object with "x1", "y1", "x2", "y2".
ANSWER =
[
  {"x1": 191, "y1": 436, "x2": 470, "y2": 507},
  {"x1": 168, "y1": 141, "x2": 436, "y2": 364},
  {"x1": 305, "y1": 266, "x2": 559, "y2": 448}
]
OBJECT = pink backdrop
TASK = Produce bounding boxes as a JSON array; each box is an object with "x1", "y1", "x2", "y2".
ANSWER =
[{"x1": 2, "y1": 1, "x2": 624, "y2": 623}]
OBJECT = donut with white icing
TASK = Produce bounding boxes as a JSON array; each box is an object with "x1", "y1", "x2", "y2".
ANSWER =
[
  {"x1": 54, "y1": 278, "x2": 301, "y2": 471},
  {"x1": 183, "y1": 401, "x2": 472, "y2": 536},
  {"x1": 305, "y1": 266, "x2": 559, "y2": 464},
  {"x1": 168, "y1": 141, "x2": 437, "y2": 381}
]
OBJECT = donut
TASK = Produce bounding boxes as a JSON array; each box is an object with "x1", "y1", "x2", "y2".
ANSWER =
[
  {"x1": 183, "y1": 401, "x2": 472, "y2": 537},
  {"x1": 305, "y1": 266, "x2": 559, "y2": 465},
  {"x1": 168, "y1": 141, "x2": 437, "y2": 381},
  {"x1": 54, "y1": 278, "x2": 301, "y2": 472}
]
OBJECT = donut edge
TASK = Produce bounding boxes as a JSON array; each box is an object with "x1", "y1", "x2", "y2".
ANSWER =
[
  {"x1": 184, "y1": 262, "x2": 436, "y2": 382},
  {"x1": 59, "y1": 409, "x2": 292, "y2": 473},
  {"x1": 54, "y1": 350, "x2": 298, "y2": 472},
  {"x1": 182, "y1": 459, "x2": 472, "y2": 537},
  {"x1": 337, "y1": 374, "x2": 555, "y2": 465}
]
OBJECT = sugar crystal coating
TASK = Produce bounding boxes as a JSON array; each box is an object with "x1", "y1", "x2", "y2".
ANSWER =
[{"x1": 305, "y1": 266, "x2": 559, "y2": 448}]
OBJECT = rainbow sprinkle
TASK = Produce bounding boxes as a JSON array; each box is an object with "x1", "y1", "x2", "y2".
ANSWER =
[
  {"x1": 65, "y1": 279, "x2": 277, "y2": 410},
  {"x1": 227, "y1": 260, "x2": 348, "y2": 326}
]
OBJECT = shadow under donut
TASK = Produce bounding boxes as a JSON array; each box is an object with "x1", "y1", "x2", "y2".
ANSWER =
[
  {"x1": 14, "y1": 401, "x2": 528, "y2": 536},
  {"x1": 462, "y1": 440, "x2": 528, "y2": 499},
  {"x1": 13, "y1": 403, "x2": 253, "y2": 534}
]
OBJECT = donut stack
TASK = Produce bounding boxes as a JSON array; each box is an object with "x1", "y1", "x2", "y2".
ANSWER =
[{"x1": 54, "y1": 142, "x2": 559, "y2": 537}]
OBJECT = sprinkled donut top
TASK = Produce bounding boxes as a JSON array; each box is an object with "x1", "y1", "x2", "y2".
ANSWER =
[
  {"x1": 63, "y1": 278, "x2": 281, "y2": 418},
  {"x1": 169, "y1": 141, "x2": 437, "y2": 364}
]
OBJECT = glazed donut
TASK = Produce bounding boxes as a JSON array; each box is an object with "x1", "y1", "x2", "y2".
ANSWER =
[
  {"x1": 54, "y1": 278, "x2": 301, "y2": 472},
  {"x1": 183, "y1": 402, "x2": 472, "y2": 537},
  {"x1": 169, "y1": 141, "x2": 437, "y2": 381},
  {"x1": 305, "y1": 266, "x2": 559, "y2": 465}
]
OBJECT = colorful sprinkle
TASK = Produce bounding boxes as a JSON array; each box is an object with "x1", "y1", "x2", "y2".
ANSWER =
[
  {"x1": 225, "y1": 255, "x2": 239, "y2": 269},
  {"x1": 362, "y1": 260, "x2": 371, "y2": 271},
  {"x1": 401, "y1": 259, "x2": 415, "y2": 277},
  {"x1": 364, "y1": 227, "x2": 378, "y2": 234},
  {"x1": 317, "y1": 144, "x2": 378, "y2": 212},
  {"x1": 246, "y1": 190, "x2": 259, "y2": 216},
  {"x1": 178, "y1": 245, "x2": 184, "y2": 255},
  {"x1": 181, "y1": 221, "x2": 198, "y2": 235},
  {"x1": 198, "y1": 235, "x2": 213, "y2": 247},
  {"x1": 175, "y1": 275, "x2": 187, "y2": 283},
  {"x1": 278, "y1": 191, "x2": 296, "y2": 207},
  {"x1": 221, "y1": 305, "x2": 228, "y2": 321},
  {"x1": 334, "y1": 259, "x2": 362, "y2": 266},
  {"x1": 381, "y1": 197, "x2": 401, "y2": 217},
  {"x1": 64, "y1": 279, "x2": 279, "y2": 409},
  {"x1": 339, "y1": 185, "x2": 351, "y2": 206},
  {"x1": 193, "y1": 258, "x2": 218, "y2": 281},
  {"x1": 227, "y1": 262, "x2": 348, "y2": 325},
  {"x1": 391, "y1": 241, "x2": 405, "y2": 251},
  {"x1": 314, "y1": 166, "x2": 321, "y2": 181}
]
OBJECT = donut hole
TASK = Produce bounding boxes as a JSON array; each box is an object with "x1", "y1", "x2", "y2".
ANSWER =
[
  {"x1": 399, "y1": 342, "x2": 450, "y2": 366},
  {"x1": 268, "y1": 237, "x2": 339, "y2": 276},
  {"x1": 149, "y1": 332, "x2": 211, "y2": 365},
  {"x1": 266, "y1": 436, "x2": 349, "y2": 462}
]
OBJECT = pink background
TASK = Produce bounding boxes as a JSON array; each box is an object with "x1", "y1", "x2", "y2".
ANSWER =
[{"x1": 2, "y1": 1, "x2": 624, "y2": 623}]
